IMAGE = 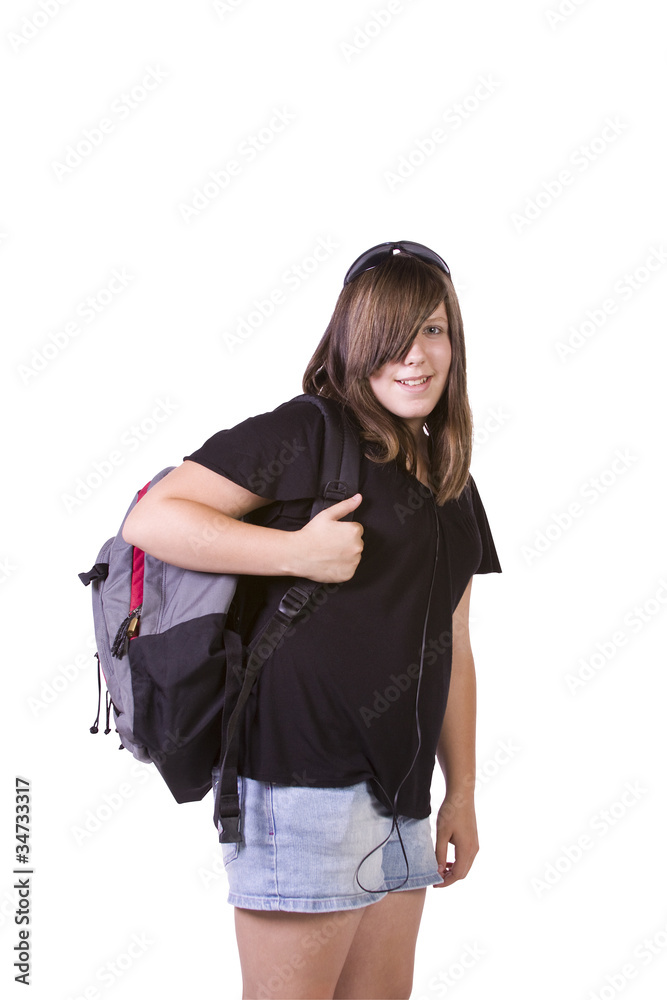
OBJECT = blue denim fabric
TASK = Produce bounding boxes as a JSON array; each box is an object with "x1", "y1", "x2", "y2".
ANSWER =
[{"x1": 215, "y1": 774, "x2": 442, "y2": 912}]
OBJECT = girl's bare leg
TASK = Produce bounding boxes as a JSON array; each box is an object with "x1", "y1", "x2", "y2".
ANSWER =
[
  {"x1": 234, "y1": 888, "x2": 427, "y2": 1000},
  {"x1": 333, "y1": 888, "x2": 427, "y2": 1000},
  {"x1": 234, "y1": 906, "x2": 364, "y2": 999}
]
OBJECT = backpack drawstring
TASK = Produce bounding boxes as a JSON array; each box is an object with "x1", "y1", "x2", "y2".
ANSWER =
[
  {"x1": 89, "y1": 653, "x2": 102, "y2": 734},
  {"x1": 89, "y1": 653, "x2": 124, "y2": 748},
  {"x1": 104, "y1": 690, "x2": 112, "y2": 735},
  {"x1": 104, "y1": 690, "x2": 125, "y2": 749}
]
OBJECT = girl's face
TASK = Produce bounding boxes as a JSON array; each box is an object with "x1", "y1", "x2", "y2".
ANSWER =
[{"x1": 368, "y1": 300, "x2": 452, "y2": 435}]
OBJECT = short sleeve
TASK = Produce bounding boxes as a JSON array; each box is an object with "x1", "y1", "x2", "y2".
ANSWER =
[
  {"x1": 467, "y1": 474, "x2": 502, "y2": 574},
  {"x1": 183, "y1": 397, "x2": 325, "y2": 500}
]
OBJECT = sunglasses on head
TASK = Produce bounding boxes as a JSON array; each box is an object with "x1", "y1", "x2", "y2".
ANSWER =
[{"x1": 343, "y1": 241, "x2": 451, "y2": 286}]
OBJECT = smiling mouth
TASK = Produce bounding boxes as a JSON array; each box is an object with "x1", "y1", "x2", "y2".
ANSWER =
[{"x1": 396, "y1": 375, "x2": 433, "y2": 387}]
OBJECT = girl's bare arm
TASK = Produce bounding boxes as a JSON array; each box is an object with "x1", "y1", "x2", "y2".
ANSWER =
[{"x1": 122, "y1": 460, "x2": 363, "y2": 583}]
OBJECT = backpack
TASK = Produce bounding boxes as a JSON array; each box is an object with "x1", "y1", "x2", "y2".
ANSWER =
[{"x1": 78, "y1": 393, "x2": 361, "y2": 843}]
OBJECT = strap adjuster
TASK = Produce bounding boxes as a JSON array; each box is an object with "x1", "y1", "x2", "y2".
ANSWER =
[
  {"x1": 278, "y1": 584, "x2": 313, "y2": 621},
  {"x1": 323, "y1": 479, "x2": 349, "y2": 502}
]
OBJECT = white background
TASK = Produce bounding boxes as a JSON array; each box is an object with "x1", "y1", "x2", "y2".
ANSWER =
[{"x1": 2, "y1": 1, "x2": 666, "y2": 998}]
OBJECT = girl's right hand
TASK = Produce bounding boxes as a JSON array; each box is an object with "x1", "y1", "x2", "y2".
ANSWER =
[{"x1": 291, "y1": 493, "x2": 364, "y2": 583}]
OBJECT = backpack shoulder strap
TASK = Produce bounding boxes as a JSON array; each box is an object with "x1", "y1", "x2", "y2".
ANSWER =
[
  {"x1": 289, "y1": 392, "x2": 361, "y2": 515},
  {"x1": 214, "y1": 394, "x2": 363, "y2": 842}
]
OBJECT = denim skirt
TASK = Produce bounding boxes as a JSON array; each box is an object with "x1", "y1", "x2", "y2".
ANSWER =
[{"x1": 217, "y1": 774, "x2": 442, "y2": 912}]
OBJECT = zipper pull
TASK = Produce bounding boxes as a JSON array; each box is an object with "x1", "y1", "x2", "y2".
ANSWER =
[
  {"x1": 111, "y1": 605, "x2": 143, "y2": 658},
  {"x1": 126, "y1": 615, "x2": 140, "y2": 640}
]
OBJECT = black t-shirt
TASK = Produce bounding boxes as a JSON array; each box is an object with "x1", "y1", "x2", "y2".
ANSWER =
[{"x1": 184, "y1": 395, "x2": 502, "y2": 818}]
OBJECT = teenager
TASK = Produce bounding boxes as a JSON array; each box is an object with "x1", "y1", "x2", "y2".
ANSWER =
[{"x1": 123, "y1": 241, "x2": 502, "y2": 999}]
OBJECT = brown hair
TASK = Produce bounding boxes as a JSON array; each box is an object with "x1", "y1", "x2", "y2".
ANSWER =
[{"x1": 302, "y1": 253, "x2": 473, "y2": 504}]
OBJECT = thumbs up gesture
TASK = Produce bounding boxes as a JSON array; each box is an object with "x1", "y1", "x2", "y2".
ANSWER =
[{"x1": 291, "y1": 494, "x2": 364, "y2": 583}]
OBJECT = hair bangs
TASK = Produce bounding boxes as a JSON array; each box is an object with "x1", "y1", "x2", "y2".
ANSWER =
[{"x1": 349, "y1": 255, "x2": 449, "y2": 377}]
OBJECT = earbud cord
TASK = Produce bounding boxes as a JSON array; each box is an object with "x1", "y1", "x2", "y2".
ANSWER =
[{"x1": 355, "y1": 486, "x2": 441, "y2": 892}]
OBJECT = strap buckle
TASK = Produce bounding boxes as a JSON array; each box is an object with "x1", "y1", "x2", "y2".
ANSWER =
[
  {"x1": 217, "y1": 815, "x2": 241, "y2": 844},
  {"x1": 215, "y1": 791, "x2": 242, "y2": 844}
]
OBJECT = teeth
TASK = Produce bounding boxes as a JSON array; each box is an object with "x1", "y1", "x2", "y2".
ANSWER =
[{"x1": 398, "y1": 376, "x2": 429, "y2": 386}]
